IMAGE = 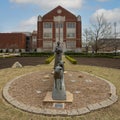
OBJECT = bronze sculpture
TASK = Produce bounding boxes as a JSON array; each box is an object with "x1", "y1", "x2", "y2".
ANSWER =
[{"x1": 52, "y1": 41, "x2": 66, "y2": 100}]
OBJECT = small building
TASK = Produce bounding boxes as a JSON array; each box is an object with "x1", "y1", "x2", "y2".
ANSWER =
[
  {"x1": 0, "y1": 33, "x2": 26, "y2": 52},
  {"x1": 31, "y1": 31, "x2": 37, "y2": 52},
  {"x1": 98, "y1": 38, "x2": 120, "y2": 52}
]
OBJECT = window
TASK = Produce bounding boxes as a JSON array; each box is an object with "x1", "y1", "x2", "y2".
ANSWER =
[
  {"x1": 66, "y1": 22, "x2": 76, "y2": 28},
  {"x1": 43, "y1": 41, "x2": 52, "y2": 48},
  {"x1": 66, "y1": 41, "x2": 76, "y2": 48},
  {"x1": 43, "y1": 33, "x2": 52, "y2": 38},
  {"x1": 32, "y1": 36, "x2": 37, "y2": 42},
  {"x1": 55, "y1": 22, "x2": 63, "y2": 28},
  {"x1": 43, "y1": 22, "x2": 52, "y2": 28},
  {"x1": 67, "y1": 33, "x2": 75, "y2": 38}
]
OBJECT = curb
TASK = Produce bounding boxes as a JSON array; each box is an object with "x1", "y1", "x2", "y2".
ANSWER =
[{"x1": 2, "y1": 71, "x2": 118, "y2": 116}]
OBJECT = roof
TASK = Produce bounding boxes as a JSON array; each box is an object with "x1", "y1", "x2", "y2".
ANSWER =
[{"x1": 42, "y1": 6, "x2": 78, "y2": 21}]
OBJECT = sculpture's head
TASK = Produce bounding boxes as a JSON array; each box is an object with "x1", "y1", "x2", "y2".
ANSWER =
[
  {"x1": 54, "y1": 65, "x2": 62, "y2": 73},
  {"x1": 58, "y1": 61, "x2": 65, "y2": 66},
  {"x1": 57, "y1": 41, "x2": 60, "y2": 46}
]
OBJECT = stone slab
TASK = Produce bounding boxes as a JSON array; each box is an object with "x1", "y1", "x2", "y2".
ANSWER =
[
  {"x1": 87, "y1": 103, "x2": 102, "y2": 111},
  {"x1": 99, "y1": 99, "x2": 114, "y2": 107},
  {"x1": 67, "y1": 109, "x2": 79, "y2": 116},
  {"x1": 77, "y1": 107, "x2": 90, "y2": 115},
  {"x1": 56, "y1": 110, "x2": 68, "y2": 116},
  {"x1": 43, "y1": 91, "x2": 73, "y2": 103},
  {"x1": 109, "y1": 95, "x2": 118, "y2": 102}
]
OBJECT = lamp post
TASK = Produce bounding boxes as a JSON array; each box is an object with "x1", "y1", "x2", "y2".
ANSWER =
[
  {"x1": 58, "y1": 22, "x2": 61, "y2": 42},
  {"x1": 114, "y1": 22, "x2": 117, "y2": 55}
]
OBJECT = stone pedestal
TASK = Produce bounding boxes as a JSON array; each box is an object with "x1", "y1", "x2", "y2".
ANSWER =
[{"x1": 43, "y1": 91, "x2": 73, "y2": 103}]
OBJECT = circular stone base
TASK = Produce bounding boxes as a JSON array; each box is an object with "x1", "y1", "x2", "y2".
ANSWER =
[{"x1": 3, "y1": 71, "x2": 118, "y2": 116}]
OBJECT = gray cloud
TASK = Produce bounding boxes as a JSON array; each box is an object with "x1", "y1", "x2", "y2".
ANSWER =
[
  {"x1": 91, "y1": 8, "x2": 120, "y2": 22},
  {"x1": 10, "y1": 0, "x2": 84, "y2": 9}
]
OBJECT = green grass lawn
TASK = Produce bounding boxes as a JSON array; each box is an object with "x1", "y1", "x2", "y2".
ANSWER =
[{"x1": 0, "y1": 58, "x2": 120, "y2": 120}]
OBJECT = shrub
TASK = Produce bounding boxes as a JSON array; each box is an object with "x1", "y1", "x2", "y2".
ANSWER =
[
  {"x1": 113, "y1": 56, "x2": 120, "y2": 59},
  {"x1": 65, "y1": 55, "x2": 77, "y2": 64},
  {"x1": 64, "y1": 52, "x2": 120, "y2": 58},
  {"x1": 21, "y1": 52, "x2": 54, "y2": 57},
  {"x1": 45, "y1": 55, "x2": 55, "y2": 64}
]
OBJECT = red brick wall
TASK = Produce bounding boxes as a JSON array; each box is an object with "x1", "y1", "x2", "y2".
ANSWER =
[
  {"x1": 37, "y1": 21, "x2": 43, "y2": 48},
  {"x1": 52, "y1": 22, "x2": 56, "y2": 42},
  {"x1": 0, "y1": 33, "x2": 26, "y2": 49},
  {"x1": 76, "y1": 21, "x2": 82, "y2": 48}
]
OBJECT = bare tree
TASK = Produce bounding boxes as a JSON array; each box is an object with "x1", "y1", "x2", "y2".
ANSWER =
[
  {"x1": 83, "y1": 28, "x2": 91, "y2": 53},
  {"x1": 90, "y1": 14, "x2": 112, "y2": 53}
]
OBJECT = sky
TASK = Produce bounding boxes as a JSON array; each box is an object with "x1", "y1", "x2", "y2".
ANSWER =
[{"x1": 0, "y1": 0, "x2": 120, "y2": 35}]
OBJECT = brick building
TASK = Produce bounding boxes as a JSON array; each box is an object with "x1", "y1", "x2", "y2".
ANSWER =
[
  {"x1": 37, "y1": 6, "x2": 82, "y2": 52},
  {"x1": 0, "y1": 33, "x2": 26, "y2": 52},
  {"x1": 98, "y1": 38, "x2": 120, "y2": 52},
  {"x1": 0, "y1": 6, "x2": 82, "y2": 53}
]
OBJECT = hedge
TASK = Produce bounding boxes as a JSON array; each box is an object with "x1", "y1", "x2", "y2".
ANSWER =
[
  {"x1": 45, "y1": 55, "x2": 55, "y2": 64},
  {"x1": 64, "y1": 52, "x2": 120, "y2": 58},
  {"x1": 65, "y1": 55, "x2": 77, "y2": 64},
  {"x1": 21, "y1": 52, "x2": 54, "y2": 57}
]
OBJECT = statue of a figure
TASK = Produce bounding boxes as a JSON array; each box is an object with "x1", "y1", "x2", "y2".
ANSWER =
[
  {"x1": 58, "y1": 61, "x2": 65, "y2": 72},
  {"x1": 54, "y1": 41, "x2": 63, "y2": 69},
  {"x1": 52, "y1": 64, "x2": 66, "y2": 100},
  {"x1": 54, "y1": 65, "x2": 63, "y2": 90},
  {"x1": 52, "y1": 42, "x2": 66, "y2": 100}
]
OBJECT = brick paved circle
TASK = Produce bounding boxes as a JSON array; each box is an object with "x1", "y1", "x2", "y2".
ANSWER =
[{"x1": 2, "y1": 70, "x2": 118, "y2": 116}]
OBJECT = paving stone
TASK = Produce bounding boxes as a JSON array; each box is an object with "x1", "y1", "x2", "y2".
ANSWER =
[
  {"x1": 99, "y1": 99, "x2": 114, "y2": 107},
  {"x1": 87, "y1": 103, "x2": 102, "y2": 111},
  {"x1": 110, "y1": 85, "x2": 116, "y2": 95},
  {"x1": 109, "y1": 95, "x2": 118, "y2": 102},
  {"x1": 85, "y1": 79, "x2": 93, "y2": 83},
  {"x1": 34, "y1": 108, "x2": 43, "y2": 114},
  {"x1": 74, "y1": 91, "x2": 81, "y2": 94},
  {"x1": 29, "y1": 106, "x2": 39, "y2": 113},
  {"x1": 51, "y1": 71, "x2": 54, "y2": 74},
  {"x1": 70, "y1": 80, "x2": 76, "y2": 82},
  {"x1": 56, "y1": 110, "x2": 68, "y2": 116},
  {"x1": 3, "y1": 89, "x2": 14, "y2": 102},
  {"x1": 11, "y1": 100, "x2": 22, "y2": 108},
  {"x1": 64, "y1": 71, "x2": 68, "y2": 74},
  {"x1": 42, "y1": 108, "x2": 58, "y2": 115},
  {"x1": 67, "y1": 109, "x2": 79, "y2": 115},
  {"x1": 28, "y1": 106, "x2": 42, "y2": 113},
  {"x1": 36, "y1": 90, "x2": 42, "y2": 94},
  {"x1": 44, "y1": 75, "x2": 50, "y2": 79},
  {"x1": 42, "y1": 79, "x2": 48, "y2": 82},
  {"x1": 19, "y1": 103, "x2": 30, "y2": 112},
  {"x1": 77, "y1": 107, "x2": 90, "y2": 115}
]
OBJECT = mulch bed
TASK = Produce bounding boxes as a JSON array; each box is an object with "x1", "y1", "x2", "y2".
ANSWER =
[
  {"x1": 74, "y1": 57, "x2": 120, "y2": 69},
  {"x1": 0, "y1": 57, "x2": 47, "y2": 69},
  {"x1": 8, "y1": 71, "x2": 110, "y2": 110},
  {"x1": 0, "y1": 57, "x2": 120, "y2": 69}
]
